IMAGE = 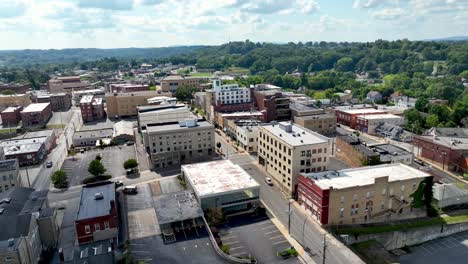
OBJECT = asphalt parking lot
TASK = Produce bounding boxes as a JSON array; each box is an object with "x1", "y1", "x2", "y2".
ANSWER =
[
  {"x1": 218, "y1": 214, "x2": 300, "y2": 264},
  {"x1": 61, "y1": 145, "x2": 136, "y2": 186},
  {"x1": 399, "y1": 231, "x2": 468, "y2": 264}
]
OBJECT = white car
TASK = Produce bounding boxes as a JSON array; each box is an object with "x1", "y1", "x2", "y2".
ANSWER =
[{"x1": 265, "y1": 177, "x2": 273, "y2": 186}]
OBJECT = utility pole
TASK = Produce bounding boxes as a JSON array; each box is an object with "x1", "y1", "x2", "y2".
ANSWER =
[
  {"x1": 25, "y1": 166, "x2": 31, "y2": 188},
  {"x1": 322, "y1": 233, "x2": 327, "y2": 264}
]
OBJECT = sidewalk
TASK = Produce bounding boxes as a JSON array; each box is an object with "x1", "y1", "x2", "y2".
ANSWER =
[{"x1": 418, "y1": 156, "x2": 468, "y2": 185}]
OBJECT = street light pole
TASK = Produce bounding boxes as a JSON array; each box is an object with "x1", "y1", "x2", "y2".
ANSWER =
[
  {"x1": 322, "y1": 233, "x2": 327, "y2": 264},
  {"x1": 25, "y1": 166, "x2": 31, "y2": 188}
]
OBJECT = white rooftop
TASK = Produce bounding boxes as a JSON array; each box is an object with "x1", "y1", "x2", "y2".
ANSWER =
[
  {"x1": 303, "y1": 163, "x2": 430, "y2": 190},
  {"x1": 182, "y1": 160, "x2": 260, "y2": 198},
  {"x1": 358, "y1": 114, "x2": 403, "y2": 120},
  {"x1": 21, "y1": 103, "x2": 50, "y2": 113},
  {"x1": 221, "y1": 111, "x2": 263, "y2": 117},
  {"x1": 80, "y1": 95, "x2": 93, "y2": 104},
  {"x1": 261, "y1": 122, "x2": 329, "y2": 146},
  {"x1": 338, "y1": 108, "x2": 386, "y2": 115}
]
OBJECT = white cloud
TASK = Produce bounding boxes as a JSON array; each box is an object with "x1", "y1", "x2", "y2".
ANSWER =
[
  {"x1": 372, "y1": 7, "x2": 405, "y2": 20},
  {"x1": 78, "y1": 0, "x2": 134, "y2": 10},
  {"x1": 0, "y1": 0, "x2": 27, "y2": 18}
]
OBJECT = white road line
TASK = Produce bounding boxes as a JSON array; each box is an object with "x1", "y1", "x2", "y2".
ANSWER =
[
  {"x1": 261, "y1": 225, "x2": 276, "y2": 230},
  {"x1": 224, "y1": 241, "x2": 241, "y2": 245},
  {"x1": 132, "y1": 251, "x2": 151, "y2": 253},
  {"x1": 230, "y1": 246, "x2": 244, "y2": 251},
  {"x1": 272, "y1": 240, "x2": 288, "y2": 245},
  {"x1": 231, "y1": 252, "x2": 248, "y2": 256},
  {"x1": 221, "y1": 235, "x2": 238, "y2": 240},
  {"x1": 269, "y1": 235, "x2": 284, "y2": 240},
  {"x1": 419, "y1": 246, "x2": 432, "y2": 256},
  {"x1": 265, "y1": 230, "x2": 280, "y2": 235}
]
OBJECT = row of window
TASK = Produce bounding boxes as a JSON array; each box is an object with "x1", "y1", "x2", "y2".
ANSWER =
[
  {"x1": 0, "y1": 184, "x2": 14, "y2": 193},
  {"x1": 84, "y1": 221, "x2": 111, "y2": 234},
  {"x1": 1, "y1": 175, "x2": 14, "y2": 181},
  {"x1": 151, "y1": 144, "x2": 212, "y2": 153}
]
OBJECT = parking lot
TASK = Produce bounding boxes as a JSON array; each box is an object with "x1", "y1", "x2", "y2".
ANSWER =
[
  {"x1": 61, "y1": 145, "x2": 136, "y2": 186},
  {"x1": 399, "y1": 231, "x2": 468, "y2": 264},
  {"x1": 218, "y1": 214, "x2": 300, "y2": 263}
]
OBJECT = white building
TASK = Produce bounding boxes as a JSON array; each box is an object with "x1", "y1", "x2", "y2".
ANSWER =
[
  {"x1": 0, "y1": 159, "x2": 20, "y2": 192},
  {"x1": 357, "y1": 114, "x2": 405, "y2": 134},
  {"x1": 213, "y1": 80, "x2": 251, "y2": 105},
  {"x1": 236, "y1": 125, "x2": 259, "y2": 153},
  {"x1": 137, "y1": 104, "x2": 195, "y2": 131}
]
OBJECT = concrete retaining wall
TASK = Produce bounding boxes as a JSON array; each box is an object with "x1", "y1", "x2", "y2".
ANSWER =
[{"x1": 345, "y1": 222, "x2": 468, "y2": 250}]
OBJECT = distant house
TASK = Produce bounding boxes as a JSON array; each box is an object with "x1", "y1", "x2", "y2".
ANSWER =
[
  {"x1": 366, "y1": 91, "x2": 382, "y2": 102},
  {"x1": 396, "y1": 96, "x2": 417, "y2": 108}
]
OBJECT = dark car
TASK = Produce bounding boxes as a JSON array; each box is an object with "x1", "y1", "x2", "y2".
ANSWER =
[
  {"x1": 115, "y1": 180, "x2": 124, "y2": 188},
  {"x1": 46, "y1": 161, "x2": 53, "y2": 168},
  {"x1": 126, "y1": 141, "x2": 135, "y2": 146},
  {"x1": 122, "y1": 186, "x2": 138, "y2": 194}
]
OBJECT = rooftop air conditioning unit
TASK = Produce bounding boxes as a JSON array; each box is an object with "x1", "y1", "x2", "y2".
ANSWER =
[{"x1": 94, "y1": 192, "x2": 104, "y2": 200}]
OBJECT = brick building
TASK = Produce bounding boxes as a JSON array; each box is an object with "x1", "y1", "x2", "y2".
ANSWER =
[
  {"x1": 108, "y1": 83, "x2": 149, "y2": 93},
  {"x1": 0, "y1": 138, "x2": 46, "y2": 166},
  {"x1": 161, "y1": 75, "x2": 204, "y2": 93},
  {"x1": 252, "y1": 89, "x2": 290, "y2": 122},
  {"x1": 0, "y1": 106, "x2": 23, "y2": 126},
  {"x1": 48, "y1": 76, "x2": 92, "y2": 93},
  {"x1": 0, "y1": 94, "x2": 32, "y2": 111},
  {"x1": 80, "y1": 95, "x2": 105, "y2": 122},
  {"x1": 106, "y1": 91, "x2": 170, "y2": 118},
  {"x1": 355, "y1": 114, "x2": 404, "y2": 134},
  {"x1": 20, "y1": 103, "x2": 52, "y2": 127},
  {"x1": 36, "y1": 93, "x2": 72, "y2": 111},
  {"x1": 297, "y1": 164, "x2": 431, "y2": 225},
  {"x1": 75, "y1": 182, "x2": 119, "y2": 244},
  {"x1": 335, "y1": 108, "x2": 386, "y2": 128}
]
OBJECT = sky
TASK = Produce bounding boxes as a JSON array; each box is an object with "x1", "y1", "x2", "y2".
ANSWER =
[{"x1": 0, "y1": 0, "x2": 467, "y2": 50}]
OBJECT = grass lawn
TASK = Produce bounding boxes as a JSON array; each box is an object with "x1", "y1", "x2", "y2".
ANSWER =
[
  {"x1": 0, "y1": 129, "x2": 15, "y2": 134},
  {"x1": 335, "y1": 214, "x2": 468, "y2": 235},
  {"x1": 189, "y1": 72, "x2": 213, "y2": 77},
  {"x1": 221, "y1": 67, "x2": 249, "y2": 75}
]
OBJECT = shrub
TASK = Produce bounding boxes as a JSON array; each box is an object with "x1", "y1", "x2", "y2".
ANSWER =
[
  {"x1": 88, "y1": 159, "x2": 106, "y2": 177},
  {"x1": 221, "y1": 245, "x2": 230, "y2": 255},
  {"x1": 51, "y1": 170, "x2": 68, "y2": 189},
  {"x1": 123, "y1": 159, "x2": 138, "y2": 170}
]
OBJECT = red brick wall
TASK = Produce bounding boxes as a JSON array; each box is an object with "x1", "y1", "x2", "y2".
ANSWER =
[
  {"x1": 413, "y1": 136, "x2": 464, "y2": 170},
  {"x1": 297, "y1": 175, "x2": 330, "y2": 225},
  {"x1": 75, "y1": 201, "x2": 118, "y2": 244}
]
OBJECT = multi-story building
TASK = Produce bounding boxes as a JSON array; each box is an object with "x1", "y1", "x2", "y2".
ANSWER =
[
  {"x1": 108, "y1": 83, "x2": 149, "y2": 93},
  {"x1": 258, "y1": 122, "x2": 332, "y2": 195},
  {"x1": 0, "y1": 106, "x2": 23, "y2": 126},
  {"x1": 0, "y1": 94, "x2": 31, "y2": 111},
  {"x1": 36, "y1": 93, "x2": 72, "y2": 112},
  {"x1": 161, "y1": 75, "x2": 204, "y2": 93},
  {"x1": 0, "y1": 187, "x2": 56, "y2": 263},
  {"x1": 235, "y1": 121, "x2": 260, "y2": 153},
  {"x1": 212, "y1": 80, "x2": 253, "y2": 112},
  {"x1": 0, "y1": 83, "x2": 31, "y2": 94},
  {"x1": 413, "y1": 128, "x2": 468, "y2": 173},
  {"x1": 72, "y1": 129, "x2": 114, "y2": 148},
  {"x1": 335, "y1": 108, "x2": 386, "y2": 128},
  {"x1": 0, "y1": 159, "x2": 20, "y2": 192},
  {"x1": 193, "y1": 92, "x2": 206, "y2": 110},
  {"x1": 355, "y1": 114, "x2": 404, "y2": 134},
  {"x1": 182, "y1": 160, "x2": 260, "y2": 214},
  {"x1": 20, "y1": 103, "x2": 52, "y2": 127},
  {"x1": 137, "y1": 104, "x2": 194, "y2": 131},
  {"x1": 73, "y1": 88, "x2": 105, "y2": 105},
  {"x1": 294, "y1": 114, "x2": 336, "y2": 136},
  {"x1": 80, "y1": 95, "x2": 105, "y2": 122},
  {"x1": 0, "y1": 138, "x2": 46, "y2": 166},
  {"x1": 297, "y1": 164, "x2": 431, "y2": 225},
  {"x1": 48, "y1": 76, "x2": 92, "y2": 93},
  {"x1": 215, "y1": 111, "x2": 266, "y2": 129},
  {"x1": 142, "y1": 119, "x2": 215, "y2": 169},
  {"x1": 75, "y1": 182, "x2": 119, "y2": 244},
  {"x1": 106, "y1": 91, "x2": 170, "y2": 118},
  {"x1": 289, "y1": 102, "x2": 324, "y2": 118},
  {"x1": 252, "y1": 89, "x2": 290, "y2": 122}
]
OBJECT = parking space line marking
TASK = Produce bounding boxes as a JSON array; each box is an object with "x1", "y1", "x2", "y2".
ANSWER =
[
  {"x1": 272, "y1": 240, "x2": 288, "y2": 245},
  {"x1": 221, "y1": 235, "x2": 238, "y2": 240},
  {"x1": 133, "y1": 251, "x2": 151, "y2": 253},
  {"x1": 265, "y1": 230, "x2": 279, "y2": 235},
  {"x1": 420, "y1": 246, "x2": 432, "y2": 256},
  {"x1": 269, "y1": 235, "x2": 284, "y2": 240},
  {"x1": 261, "y1": 225, "x2": 275, "y2": 230},
  {"x1": 230, "y1": 246, "x2": 243, "y2": 251},
  {"x1": 231, "y1": 252, "x2": 248, "y2": 256},
  {"x1": 256, "y1": 220, "x2": 272, "y2": 225},
  {"x1": 224, "y1": 241, "x2": 241, "y2": 245}
]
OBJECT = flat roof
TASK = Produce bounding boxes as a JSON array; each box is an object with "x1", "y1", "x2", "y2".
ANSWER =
[
  {"x1": 302, "y1": 163, "x2": 429, "y2": 190},
  {"x1": 77, "y1": 183, "x2": 115, "y2": 220},
  {"x1": 0, "y1": 159, "x2": 18, "y2": 172},
  {"x1": 1, "y1": 106, "x2": 22, "y2": 113},
  {"x1": 80, "y1": 95, "x2": 93, "y2": 104},
  {"x1": 0, "y1": 138, "x2": 46, "y2": 155},
  {"x1": 183, "y1": 160, "x2": 260, "y2": 198},
  {"x1": 73, "y1": 128, "x2": 113, "y2": 139},
  {"x1": 261, "y1": 122, "x2": 329, "y2": 146},
  {"x1": 358, "y1": 114, "x2": 403, "y2": 120},
  {"x1": 295, "y1": 113, "x2": 335, "y2": 120},
  {"x1": 221, "y1": 111, "x2": 263, "y2": 117},
  {"x1": 370, "y1": 144, "x2": 411, "y2": 157},
  {"x1": 146, "y1": 119, "x2": 212, "y2": 133},
  {"x1": 153, "y1": 191, "x2": 203, "y2": 225},
  {"x1": 337, "y1": 108, "x2": 386, "y2": 115},
  {"x1": 21, "y1": 103, "x2": 50, "y2": 113},
  {"x1": 417, "y1": 135, "x2": 468, "y2": 150},
  {"x1": 105, "y1": 91, "x2": 161, "y2": 97}
]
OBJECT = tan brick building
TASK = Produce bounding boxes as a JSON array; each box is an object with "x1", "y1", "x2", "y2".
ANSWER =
[
  {"x1": 0, "y1": 106, "x2": 23, "y2": 126},
  {"x1": 294, "y1": 114, "x2": 336, "y2": 136},
  {"x1": 20, "y1": 103, "x2": 52, "y2": 127},
  {"x1": 48, "y1": 76, "x2": 92, "y2": 93},
  {"x1": 297, "y1": 164, "x2": 431, "y2": 225},
  {"x1": 0, "y1": 94, "x2": 31, "y2": 111},
  {"x1": 258, "y1": 122, "x2": 332, "y2": 195},
  {"x1": 106, "y1": 91, "x2": 171, "y2": 118},
  {"x1": 161, "y1": 75, "x2": 205, "y2": 93}
]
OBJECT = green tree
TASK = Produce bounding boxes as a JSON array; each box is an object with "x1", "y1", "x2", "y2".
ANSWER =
[
  {"x1": 51, "y1": 170, "x2": 68, "y2": 189},
  {"x1": 123, "y1": 159, "x2": 138, "y2": 170},
  {"x1": 334, "y1": 57, "x2": 354, "y2": 72},
  {"x1": 88, "y1": 159, "x2": 106, "y2": 177},
  {"x1": 415, "y1": 97, "x2": 429, "y2": 112},
  {"x1": 175, "y1": 85, "x2": 196, "y2": 101},
  {"x1": 426, "y1": 114, "x2": 440, "y2": 128}
]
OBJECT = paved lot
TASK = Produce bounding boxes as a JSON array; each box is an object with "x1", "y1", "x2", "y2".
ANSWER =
[
  {"x1": 55, "y1": 197, "x2": 81, "y2": 261},
  {"x1": 80, "y1": 118, "x2": 115, "y2": 131},
  {"x1": 399, "y1": 231, "x2": 468, "y2": 264},
  {"x1": 219, "y1": 214, "x2": 300, "y2": 263},
  {"x1": 47, "y1": 109, "x2": 74, "y2": 128},
  {"x1": 60, "y1": 145, "x2": 136, "y2": 186}
]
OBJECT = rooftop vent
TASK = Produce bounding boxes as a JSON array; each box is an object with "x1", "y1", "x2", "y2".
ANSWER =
[
  {"x1": 8, "y1": 238, "x2": 14, "y2": 247},
  {"x1": 94, "y1": 192, "x2": 104, "y2": 200},
  {"x1": 0, "y1": 208, "x2": 4, "y2": 214}
]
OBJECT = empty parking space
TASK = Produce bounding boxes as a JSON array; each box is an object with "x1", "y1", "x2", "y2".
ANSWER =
[{"x1": 399, "y1": 231, "x2": 468, "y2": 264}]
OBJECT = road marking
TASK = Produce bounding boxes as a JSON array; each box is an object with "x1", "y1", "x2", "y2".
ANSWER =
[
  {"x1": 230, "y1": 246, "x2": 243, "y2": 251},
  {"x1": 132, "y1": 251, "x2": 151, "y2": 253},
  {"x1": 265, "y1": 230, "x2": 280, "y2": 235},
  {"x1": 419, "y1": 246, "x2": 432, "y2": 256},
  {"x1": 221, "y1": 235, "x2": 238, "y2": 240},
  {"x1": 261, "y1": 225, "x2": 276, "y2": 230},
  {"x1": 269, "y1": 235, "x2": 284, "y2": 240},
  {"x1": 256, "y1": 220, "x2": 272, "y2": 225},
  {"x1": 231, "y1": 252, "x2": 248, "y2": 256},
  {"x1": 224, "y1": 241, "x2": 241, "y2": 245},
  {"x1": 272, "y1": 240, "x2": 288, "y2": 245}
]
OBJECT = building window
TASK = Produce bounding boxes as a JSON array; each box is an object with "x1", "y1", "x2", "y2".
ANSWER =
[
  {"x1": 401, "y1": 185, "x2": 405, "y2": 191},
  {"x1": 353, "y1": 194, "x2": 357, "y2": 201},
  {"x1": 85, "y1": 225, "x2": 91, "y2": 234},
  {"x1": 339, "y1": 208, "x2": 344, "y2": 217},
  {"x1": 340, "y1": 196, "x2": 344, "y2": 203},
  {"x1": 382, "y1": 188, "x2": 386, "y2": 195},
  {"x1": 95, "y1": 223, "x2": 100, "y2": 231},
  {"x1": 412, "y1": 184, "x2": 416, "y2": 190},
  {"x1": 300, "y1": 160, "x2": 305, "y2": 165},
  {"x1": 104, "y1": 221, "x2": 110, "y2": 229}
]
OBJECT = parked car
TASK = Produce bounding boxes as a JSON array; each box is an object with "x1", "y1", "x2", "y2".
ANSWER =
[
  {"x1": 126, "y1": 141, "x2": 135, "y2": 146},
  {"x1": 126, "y1": 168, "x2": 138, "y2": 175},
  {"x1": 265, "y1": 177, "x2": 273, "y2": 186},
  {"x1": 80, "y1": 148, "x2": 85, "y2": 154},
  {"x1": 122, "y1": 186, "x2": 138, "y2": 194},
  {"x1": 115, "y1": 180, "x2": 124, "y2": 188},
  {"x1": 46, "y1": 161, "x2": 53, "y2": 168}
]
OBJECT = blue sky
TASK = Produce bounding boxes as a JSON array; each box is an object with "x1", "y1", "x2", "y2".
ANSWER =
[{"x1": 0, "y1": 0, "x2": 466, "y2": 50}]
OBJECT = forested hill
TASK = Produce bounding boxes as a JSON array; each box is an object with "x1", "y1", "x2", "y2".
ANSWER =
[{"x1": 0, "y1": 46, "x2": 206, "y2": 67}]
